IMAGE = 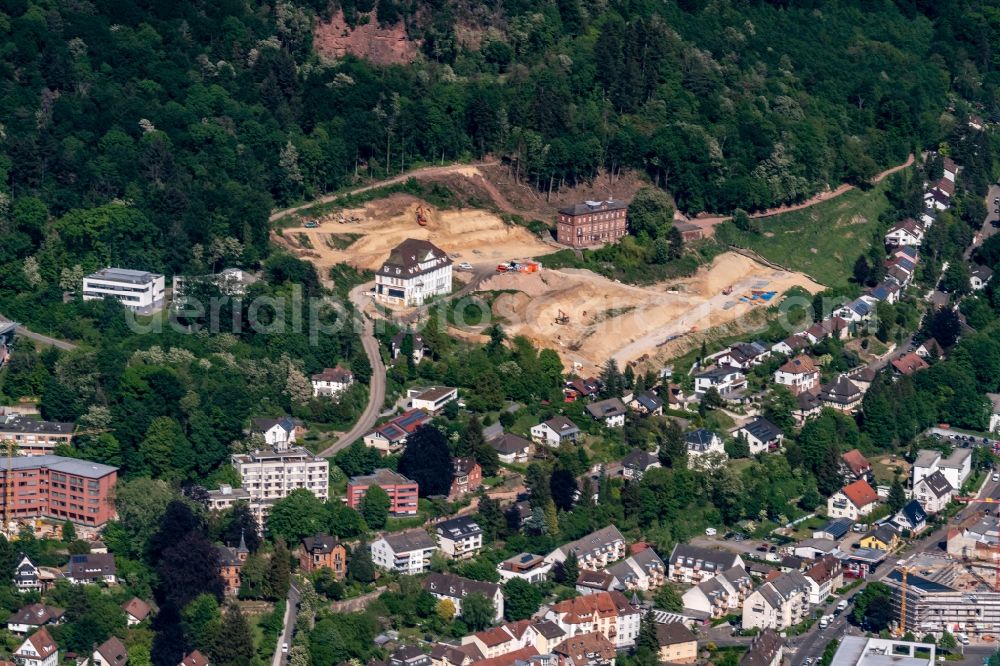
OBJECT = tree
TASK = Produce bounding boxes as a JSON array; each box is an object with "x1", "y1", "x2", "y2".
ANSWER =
[
  {"x1": 938, "y1": 632, "x2": 958, "y2": 653},
  {"x1": 211, "y1": 604, "x2": 255, "y2": 666},
  {"x1": 360, "y1": 485, "x2": 391, "y2": 529},
  {"x1": 940, "y1": 262, "x2": 971, "y2": 296},
  {"x1": 61, "y1": 520, "x2": 76, "y2": 543},
  {"x1": 269, "y1": 539, "x2": 292, "y2": 600},
  {"x1": 221, "y1": 503, "x2": 262, "y2": 553},
  {"x1": 556, "y1": 551, "x2": 579, "y2": 584},
  {"x1": 157, "y1": 531, "x2": 224, "y2": 609},
  {"x1": 852, "y1": 582, "x2": 892, "y2": 631},
  {"x1": 461, "y1": 592, "x2": 496, "y2": 630},
  {"x1": 459, "y1": 415, "x2": 500, "y2": 476},
  {"x1": 887, "y1": 478, "x2": 906, "y2": 513},
  {"x1": 549, "y1": 468, "x2": 578, "y2": 511},
  {"x1": 436, "y1": 598, "x2": 456, "y2": 622},
  {"x1": 348, "y1": 544, "x2": 376, "y2": 583},
  {"x1": 107, "y1": 478, "x2": 175, "y2": 559},
  {"x1": 477, "y1": 495, "x2": 506, "y2": 541},
  {"x1": 139, "y1": 416, "x2": 189, "y2": 479},
  {"x1": 853, "y1": 255, "x2": 871, "y2": 286},
  {"x1": 599, "y1": 359, "x2": 624, "y2": 398},
  {"x1": 399, "y1": 426, "x2": 454, "y2": 497},
  {"x1": 504, "y1": 578, "x2": 543, "y2": 620},
  {"x1": 635, "y1": 609, "x2": 661, "y2": 666},
  {"x1": 183, "y1": 594, "x2": 222, "y2": 651},
  {"x1": 656, "y1": 419, "x2": 687, "y2": 468},
  {"x1": 628, "y1": 187, "x2": 674, "y2": 239},
  {"x1": 267, "y1": 489, "x2": 325, "y2": 542},
  {"x1": 653, "y1": 584, "x2": 684, "y2": 612},
  {"x1": 700, "y1": 387, "x2": 724, "y2": 412},
  {"x1": 924, "y1": 307, "x2": 962, "y2": 348},
  {"x1": 763, "y1": 385, "x2": 796, "y2": 432}
]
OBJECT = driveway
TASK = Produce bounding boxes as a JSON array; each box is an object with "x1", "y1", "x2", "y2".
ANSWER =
[{"x1": 965, "y1": 183, "x2": 1000, "y2": 260}]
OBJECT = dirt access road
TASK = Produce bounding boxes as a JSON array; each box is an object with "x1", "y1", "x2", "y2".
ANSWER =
[
  {"x1": 686, "y1": 153, "x2": 916, "y2": 236},
  {"x1": 268, "y1": 161, "x2": 518, "y2": 224},
  {"x1": 0, "y1": 315, "x2": 77, "y2": 351}
]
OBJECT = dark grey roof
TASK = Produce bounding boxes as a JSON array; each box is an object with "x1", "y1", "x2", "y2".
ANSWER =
[
  {"x1": 0, "y1": 455, "x2": 118, "y2": 479},
  {"x1": 381, "y1": 529, "x2": 436, "y2": 553},
  {"x1": 668, "y1": 544, "x2": 740, "y2": 573},
  {"x1": 634, "y1": 391, "x2": 662, "y2": 411},
  {"x1": 558, "y1": 199, "x2": 627, "y2": 216},
  {"x1": 68, "y1": 553, "x2": 116, "y2": 580},
  {"x1": 424, "y1": 572, "x2": 500, "y2": 600},
  {"x1": 377, "y1": 239, "x2": 451, "y2": 278},
  {"x1": 436, "y1": 516, "x2": 482, "y2": 540},
  {"x1": 622, "y1": 448, "x2": 658, "y2": 471},
  {"x1": 86, "y1": 267, "x2": 162, "y2": 283},
  {"x1": 739, "y1": 417, "x2": 782, "y2": 443},
  {"x1": 740, "y1": 630, "x2": 784, "y2": 666},
  {"x1": 490, "y1": 433, "x2": 531, "y2": 455},
  {"x1": 918, "y1": 470, "x2": 954, "y2": 498},
  {"x1": 301, "y1": 534, "x2": 340, "y2": 554},
  {"x1": 819, "y1": 376, "x2": 862, "y2": 404},
  {"x1": 897, "y1": 500, "x2": 927, "y2": 527},
  {"x1": 685, "y1": 428, "x2": 720, "y2": 451},
  {"x1": 656, "y1": 622, "x2": 697, "y2": 647},
  {"x1": 0, "y1": 416, "x2": 74, "y2": 436},
  {"x1": 817, "y1": 518, "x2": 854, "y2": 540},
  {"x1": 972, "y1": 264, "x2": 994, "y2": 280},
  {"x1": 558, "y1": 525, "x2": 625, "y2": 559}
]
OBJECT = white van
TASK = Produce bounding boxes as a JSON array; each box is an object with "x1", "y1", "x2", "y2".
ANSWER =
[
  {"x1": 837, "y1": 600, "x2": 849, "y2": 612},
  {"x1": 705, "y1": 527, "x2": 717, "y2": 536},
  {"x1": 820, "y1": 617, "x2": 830, "y2": 629}
]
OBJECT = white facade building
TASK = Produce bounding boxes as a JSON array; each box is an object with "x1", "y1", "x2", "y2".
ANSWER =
[
  {"x1": 375, "y1": 239, "x2": 453, "y2": 307},
  {"x1": 435, "y1": 516, "x2": 484, "y2": 560},
  {"x1": 370, "y1": 529, "x2": 438, "y2": 574},
  {"x1": 223, "y1": 443, "x2": 329, "y2": 527},
  {"x1": 82, "y1": 267, "x2": 165, "y2": 313}
]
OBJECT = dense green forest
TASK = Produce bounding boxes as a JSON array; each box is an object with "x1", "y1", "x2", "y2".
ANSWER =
[{"x1": 0, "y1": 0, "x2": 998, "y2": 306}]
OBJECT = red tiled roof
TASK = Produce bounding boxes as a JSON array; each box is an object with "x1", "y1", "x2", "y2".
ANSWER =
[
  {"x1": 779, "y1": 355, "x2": 817, "y2": 375},
  {"x1": 179, "y1": 650, "x2": 210, "y2": 666},
  {"x1": 892, "y1": 352, "x2": 929, "y2": 376},
  {"x1": 841, "y1": 449, "x2": 870, "y2": 477},
  {"x1": 841, "y1": 479, "x2": 879, "y2": 508},
  {"x1": 19, "y1": 628, "x2": 57, "y2": 660},
  {"x1": 474, "y1": 647, "x2": 539, "y2": 666}
]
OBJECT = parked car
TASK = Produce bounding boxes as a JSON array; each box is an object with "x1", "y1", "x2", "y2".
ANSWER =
[
  {"x1": 705, "y1": 527, "x2": 717, "y2": 536},
  {"x1": 457, "y1": 262, "x2": 474, "y2": 271}
]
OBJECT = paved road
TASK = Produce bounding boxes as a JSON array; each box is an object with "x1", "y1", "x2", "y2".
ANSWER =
[
  {"x1": 965, "y1": 183, "x2": 1000, "y2": 261},
  {"x1": 271, "y1": 582, "x2": 300, "y2": 666},
  {"x1": 318, "y1": 287, "x2": 387, "y2": 458},
  {"x1": 0, "y1": 315, "x2": 77, "y2": 351},
  {"x1": 268, "y1": 161, "x2": 500, "y2": 224}
]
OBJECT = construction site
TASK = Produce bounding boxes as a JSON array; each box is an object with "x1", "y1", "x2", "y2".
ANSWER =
[
  {"x1": 886, "y1": 548, "x2": 1000, "y2": 639},
  {"x1": 478, "y1": 252, "x2": 822, "y2": 374},
  {"x1": 274, "y1": 192, "x2": 555, "y2": 273}
]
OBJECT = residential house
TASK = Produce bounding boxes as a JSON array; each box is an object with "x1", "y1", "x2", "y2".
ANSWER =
[
  {"x1": 430, "y1": 643, "x2": 476, "y2": 666},
  {"x1": 892, "y1": 500, "x2": 928, "y2": 535},
  {"x1": 554, "y1": 631, "x2": 618, "y2": 666},
  {"x1": 912, "y1": 448, "x2": 972, "y2": 492},
  {"x1": 693, "y1": 365, "x2": 747, "y2": 396},
  {"x1": 250, "y1": 417, "x2": 297, "y2": 447},
  {"x1": 408, "y1": 386, "x2": 459, "y2": 414},
  {"x1": 971, "y1": 265, "x2": 994, "y2": 291},
  {"x1": 740, "y1": 630, "x2": 784, "y2": 666},
  {"x1": 794, "y1": 392, "x2": 822, "y2": 425},
  {"x1": 793, "y1": 538, "x2": 839, "y2": 560},
  {"x1": 741, "y1": 570, "x2": 811, "y2": 631},
  {"x1": 576, "y1": 570, "x2": 618, "y2": 595},
  {"x1": 655, "y1": 624, "x2": 698, "y2": 664},
  {"x1": 914, "y1": 338, "x2": 944, "y2": 359},
  {"x1": 7, "y1": 604, "x2": 64, "y2": 635},
  {"x1": 531, "y1": 416, "x2": 580, "y2": 447},
  {"x1": 461, "y1": 624, "x2": 531, "y2": 660},
  {"x1": 924, "y1": 189, "x2": 950, "y2": 211},
  {"x1": 804, "y1": 555, "x2": 844, "y2": 605},
  {"x1": 178, "y1": 651, "x2": 210, "y2": 666},
  {"x1": 371, "y1": 529, "x2": 438, "y2": 574},
  {"x1": 544, "y1": 591, "x2": 641, "y2": 648},
  {"x1": 66, "y1": 553, "x2": 117, "y2": 585},
  {"x1": 628, "y1": 391, "x2": 663, "y2": 416},
  {"x1": 391, "y1": 330, "x2": 429, "y2": 363},
  {"x1": 735, "y1": 418, "x2": 783, "y2": 455},
  {"x1": 860, "y1": 524, "x2": 900, "y2": 552},
  {"x1": 346, "y1": 468, "x2": 420, "y2": 515},
  {"x1": 389, "y1": 646, "x2": 434, "y2": 666},
  {"x1": 122, "y1": 598, "x2": 151, "y2": 626},
  {"x1": 424, "y1": 573, "x2": 504, "y2": 623},
  {"x1": 14, "y1": 627, "x2": 58, "y2": 666},
  {"x1": 772, "y1": 335, "x2": 810, "y2": 357},
  {"x1": 545, "y1": 525, "x2": 627, "y2": 571},
  {"x1": 0, "y1": 322, "x2": 15, "y2": 370},
  {"x1": 310, "y1": 365, "x2": 354, "y2": 397},
  {"x1": 773, "y1": 356, "x2": 819, "y2": 395},
  {"x1": 942, "y1": 156, "x2": 958, "y2": 182},
  {"x1": 298, "y1": 534, "x2": 346, "y2": 577},
  {"x1": 602, "y1": 548, "x2": 666, "y2": 591},
  {"x1": 586, "y1": 398, "x2": 627, "y2": 428},
  {"x1": 885, "y1": 219, "x2": 924, "y2": 246},
  {"x1": 667, "y1": 544, "x2": 745, "y2": 584},
  {"x1": 436, "y1": 516, "x2": 483, "y2": 560},
  {"x1": 566, "y1": 377, "x2": 601, "y2": 401},
  {"x1": 870, "y1": 281, "x2": 901, "y2": 304},
  {"x1": 374, "y1": 238, "x2": 452, "y2": 307},
  {"x1": 487, "y1": 432, "x2": 532, "y2": 464},
  {"x1": 818, "y1": 376, "x2": 864, "y2": 413},
  {"x1": 216, "y1": 537, "x2": 248, "y2": 596},
  {"x1": 841, "y1": 449, "x2": 873, "y2": 482},
  {"x1": 891, "y1": 352, "x2": 929, "y2": 376},
  {"x1": 621, "y1": 449, "x2": 660, "y2": 481},
  {"x1": 834, "y1": 299, "x2": 873, "y2": 324},
  {"x1": 92, "y1": 636, "x2": 128, "y2": 666},
  {"x1": 827, "y1": 480, "x2": 879, "y2": 521},
  {"x1": 449, "y1": 457, "x2": 482, "y2": 500},
  {"x1": 682, "y1": 565, "x2": 752, "y2": 620},
  {"x1": 498, "y1": 553, "x2": 552, "y2": 584},
  {"x1": 686, "y1": 429, "x2": 726, "y2": 468},
  {"x1": 804, "y1": 317, "x2": 851, "y2": 344},
  {"x1": 849, "y1": 367, "x2": 878, "y2": 394},
  {"x1": 912, "y1": 470, "x2": 954, "y2": 514},
  {"x1": 14, "y1": 555, "x2": 41, "y2": 593},
  {"x1": 363, "y1": 409, "x2": 433, "y2": 454},
  {"x1": 931, "y1": 177, "x2": 955, "y2": 199}
]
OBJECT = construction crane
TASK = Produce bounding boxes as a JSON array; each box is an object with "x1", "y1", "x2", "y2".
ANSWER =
[{"x1": 894, "y1": 566, "x2": 910, "y2": 638}]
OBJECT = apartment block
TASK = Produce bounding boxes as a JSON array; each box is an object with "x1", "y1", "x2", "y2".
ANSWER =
[
  {"x1": 0, "y1": 456, "x2": 118, "y2": 527},
  {"x1": 346, "y1": 468, "x2": 419, "y2": 516},
  {"x1": 82, "y1": 267, "x2": 165, "y2": 313},
  {"x1": 0, "y1": 416, "x2": 74, "y2": 456}
]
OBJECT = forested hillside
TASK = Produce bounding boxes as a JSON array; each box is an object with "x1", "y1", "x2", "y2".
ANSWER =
[{"x1": 0, "y1": 0, "x2": 997, "y2": 300}]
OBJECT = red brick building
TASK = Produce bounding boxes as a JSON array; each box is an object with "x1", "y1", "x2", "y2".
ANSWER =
[
  {"x1": 448, "y1": 458, "x2": 482, "y2": 500},
  {"x1": 298, "y1": 534, "x2": 347, "y2": 577},
  {"x1": 0, "y1": 456, "x2": 118, "y2": 527},
  {"x1": 346, "y1": 468, "x2": 419, "y2": 515},
  {"x1": 216, "y1": 534, "x2": 249, "y2": 596},
  {"x1": 556, "y1": 200, "x2": 629, "y2": 248}
]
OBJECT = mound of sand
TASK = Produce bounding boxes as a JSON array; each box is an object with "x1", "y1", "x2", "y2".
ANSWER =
[
  {"x1": 279, "y1": 194, "x2": 555, "y2": 271},
  {"x1": 482, "y1": 252, "x2": 822, "y2": 374}
]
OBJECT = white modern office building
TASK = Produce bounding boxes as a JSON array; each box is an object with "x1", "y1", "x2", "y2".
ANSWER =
[{"x1": 82, "y1": 267, "x2": 165, "y2": 313}]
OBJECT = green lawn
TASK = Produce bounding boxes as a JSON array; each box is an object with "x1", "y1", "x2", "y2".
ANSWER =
[{"x1": 715, "y1": 179, "x2": 894, "y2": 288}]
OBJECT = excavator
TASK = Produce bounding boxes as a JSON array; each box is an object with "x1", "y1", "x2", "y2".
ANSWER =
[
  {"x1": 555, "y1": 310, "x2": 570, "y2": 325},
  {"x1": 415, "y1": 205, "x2": 429, "y2": 227}
]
